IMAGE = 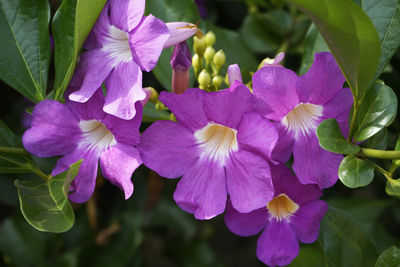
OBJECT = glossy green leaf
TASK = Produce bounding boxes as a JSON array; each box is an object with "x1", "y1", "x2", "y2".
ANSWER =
[
  {"x1": 338, "y1": 155, "x2": 375, "y2": 188},
  {"x1": 385, "y1": 177, "x2": 400, "y2": 197},
  {"x1": 375, "y1": 246, "x2": 400, "y2": 267},
  {"x1": 52, "y1": 0, "x2": 107, "y2": 100},
  {"x1": 317, "y1": 119, "x2": 360, "y2": 154},
  {"x1": 0, "y1": 0, "x2": 50, "y2": 102},
  {"x1": 352, "y1": 82, "x2": 397, "y2": 142},
  {"x1": 299, "y1": 24, "x2": 330, "y2": 75},
  {"x1": 240, "y1": 10, "x2": 291, "y2": 54},
  {"x1": 364, "y1": 127, "x2": 389, "y2": 150},
  {"x1": 290, "y1": 0, "x2": 381, "y2": 98},
  {"x1": 319, "y1": 208, "x2": 378, "y2": 267},
  {"x1": 363, "y1": 0, "x2": 400, "y2": 81},
  {"x1": 0, "y1": 119, "x2": 41, "y2": 174},
  {"x1": 15, "y1": 160, "x2": 82, "y2": 233},
  {"x1": 143, "y1": 102, "x2": 171, "y2": 122}
]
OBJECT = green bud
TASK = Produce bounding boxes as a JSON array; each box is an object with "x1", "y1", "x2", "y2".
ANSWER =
[
  {"x1": 213, "y1": 50, "x2": 226, "y2": 68},
  {"x1": 145, "y1": 87, "x2": 158, "y2": 103},
  {"x1": 205, "y1": 31, "x2": 216, "y2": 46},
  {"x1": 192, "y1": 53, "x2": 202, "y2": 73},
  {"x1": 204, "y1": 47, "x2": 216, "y2": 64},
  {"x1": 212, "y1": 75, "x2": 223, "y2": 90},
  {"x1": 193, "y1": 36, "x2": 206, "y2": 57},
  {"x1": 198, "y1": 70, "x2": 211, "y2": 90},
  {"x1": 224, "y1": 73, "x2": 230, "y2": 87},
  {"x1": 155, "y1": 101, "x2": 166, "y2": 111},
  {"x1": 169, "y1": 113, "x2": 176, "y2": 121}
]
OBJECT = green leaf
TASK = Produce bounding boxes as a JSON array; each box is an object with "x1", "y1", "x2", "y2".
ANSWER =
[
  {"x1": 14, "y1": 160, "x2": 82, "y2": 233},
  {"x1": 240, "y1": 10, "x2": 291, "y2": 54},
  {"x1": 146, "y1": 0, "x2": 200, "y2": 22},
  {"x1": 0, "y1": 0, "x2": 50, "y2": 102},
  {"x1": 352, "y1": 82, "x2": 397, "y2": 142},
  {"x1": 363, "y1": 0, "x2": 400, "y2": 81},
  {"x1": 364, "y1": 128, "x2": 389, "y2": 150},
  {"x1": 385, "y1": 177, "x2": 400, "y2": 197},
  {"x1": 0, "y1": 119, "x2": 41, "y2": 174},
  {"x1": 317, "y1": 119, "x2": 360, "y2": 154},
  {"x1": 338, "y1": 155, "x2": 375, "y2": 188},
  {"x1": 290, "y1": 0, "x2": 381, "y2": 98},
  {"x1": 319, "y1": 207, "x2": 378, "y2": 267},
  {"x1": 143, "y1": 102, "x2": 171, "y2": 122},
  {"x1": 52, "y1": 0, "x2": 107, "y2": 100},
  {"x1": 375, "y1": 246, "x2": 400, "y2": 267},
  {"x1": 299, "y1": 24, "x2": 330, "y2": 75}
]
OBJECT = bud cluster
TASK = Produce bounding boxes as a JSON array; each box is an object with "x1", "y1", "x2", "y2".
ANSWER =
[{"x1": 192, "y1": 31, "x2": 226, "y2": 91}]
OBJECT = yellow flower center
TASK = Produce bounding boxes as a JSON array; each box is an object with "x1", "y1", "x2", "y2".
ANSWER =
[{"x1": 267, "y1": 193, "x2": 299, "y2": 222}]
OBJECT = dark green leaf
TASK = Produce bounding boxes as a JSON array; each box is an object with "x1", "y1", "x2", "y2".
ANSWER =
[
  {"x1": 375, "y1": 246, "x2": 400, "y2": 267},
  {"x1": 0, "y1": 217, "x2": 45, "y2": 266},
  {"x1": 289, "y1": 245, "x2": 325, "y2": 267},
  {"x1": 143, "y1": 102, "x2": 171, "y2": 122},
  {"x1": 385, "y1": 177, "x2": 400, "y2": 197},
  {"x1": 299, "y1": 24, "x2": 330, "y2": 75},
  {"x1": 353, "y1": 82, "x2": 397, "y2": 142},
  {"x1": 15, "y1": 160, "x2": 82, "y2": 233},
  {"x1": 290, "y1": 0, "x2": 381, "y2": 98},
  {"x1": 52, "y1": 0, "x2": 107, "y2": 100},
  {"x1": 363, "y1": 0, "x2": 400, "y2": 81},
  {"x1": 319, "y1": 207, "x2": 378, "y2": 267},
  {"x1": 393, "y1": 134, "x2": 400, "y2": 166},
  {"x1": 364, "y1": 128, "x2": 389, "y2": 150},
  {"x1": 146, "y1": 0, "x2": 200, "y2": 22},
  {"x1": 338, "y1": 155, "x2": 375, "y2": 188},
  {"x1": 0, "y1": 0, "x2": 50, "y2": 102},
  {"x1": 317, "y1": 119, "x2": 360, "y2": 154},
  {"x1": 240, "y1": 10, "x2": 291, "y2": 54}
]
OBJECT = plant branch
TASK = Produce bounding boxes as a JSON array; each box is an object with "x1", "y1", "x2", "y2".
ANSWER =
[{"x1": 357, "y1": 148, "x2": 400, "y2": 160}]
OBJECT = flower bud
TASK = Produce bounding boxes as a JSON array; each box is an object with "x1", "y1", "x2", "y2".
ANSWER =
[
  {"x1": 258, "y1": 52, "x2": 285, "y2": 69},
  {"x1": 212, "y1": 75, "x2": 223, "y2": 90},
  {"x1": 141, "y1": 87, "x2": 158, "y2": 106},
  {"x1": 169, "y1": 113, "x2": 176, "y2": 121},
  {"x1": 193, "y1": 36, "x2": 207, "y2": 57},
  {"x1": 205, "y1": 31, "x2": 216, "y2": 46},
  {"x1": 170, "y1": 42, "x2": 192, "y2": 94},
  {"x1": 192, "y1": 53, "x2": 202, "y2": 74},
  {"x1": 198, "y1": 70, "x2": 211, "y2": 90},
  {"x1": 213, "y1": 49, "x2": 226, "y2": 68},
  {"x1": 227, "y1": 64, "x2": 243, "y2": 85},
  {"x1": 204, "y1": 46, "x2": 215, "y2": 64},
  {"x1": 155, "y1": 101, "x2": 166, "y2": 111}
]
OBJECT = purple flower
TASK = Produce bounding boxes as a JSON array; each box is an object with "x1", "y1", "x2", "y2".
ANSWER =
[
  {"x1": 170, "y1": 41, "x2": 192, "y2": 94},
  {"x1": 22, "y1": 89, "x2": 143, "y2": 203},
  {"x1": 253, "y1": 52, "x2": 353, "y2": 188},
  {"x1": 68, "y1": 0, "x2": 197, "y2": 120},
  {"x1": 225, "y1": 164, "x2": 328, "y2": 266},
  {"x1": 138, "y1": 83, "x2": 278, "y2": 219}
]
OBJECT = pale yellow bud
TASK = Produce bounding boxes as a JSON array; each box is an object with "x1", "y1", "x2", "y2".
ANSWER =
[
  {"x1": 198, "y1": 70, "x2": 211, "y2": 90},
  {"x1": 193, "y1": 36, "x2": 206, "y2": 57},
  {"x1": 205, "y1": 31, "x2": 216, "y2": 47},
  {"x1": 192, "y1": 53, "x2": 201, "y2": 73},
  {"x1": 212, "y1": 75, "x2": 224, "y2": 90},
  {"x1": 213, "y1": 50, "x2": 226, "y2": 68},
  {"x1": 204, "y1": 47, "x2": 216, "y2": 64}
]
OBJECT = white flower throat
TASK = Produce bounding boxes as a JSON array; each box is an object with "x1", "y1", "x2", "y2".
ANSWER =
[
  {"x1": 194, "y1": 123, "x2": 238, "y2": 166},
  {"x1": 79, "y1": 120, "x2": 116, "y2": 151},
  {"x1": 282, "y1": 103, "x2": 323, "y2": 138},
  {"x1": 103, "y1": 25, "x2": 133, "y2": 64}
]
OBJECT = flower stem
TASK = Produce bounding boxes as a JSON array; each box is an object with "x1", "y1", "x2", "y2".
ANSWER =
[
  {"x1": 357, "y1": 148, "x2": 400, "y2": 160},
  {"x1": 0, "y1": 147, "x2": 29, "y2": 154}
]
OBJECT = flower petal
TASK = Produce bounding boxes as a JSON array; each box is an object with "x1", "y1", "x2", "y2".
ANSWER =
[
  {"x1": 227, "y1": 64, "x2": 243, "y2": 85},
  {"x1": 100, "y1": 143, "x2": 142, "y2": 199},
  {"x1": 159, "y1": 88, "x2": 209, "y2": 131},
  {"x1": 52, "y1": 146, "x2": 99, "y2": 203},
  {"x1": 103, "y1": 61, "x2": 146, "y2": 120},
  {"x1": 109, "y1": 0, "x2": 145, "y2": 32},
  {"x1": 66, "y1": 88, "x2": 106, "y2": 121},
  {"x1": 204, "y1": 82, "x2": 254, "y2": 128},
  {"x1": 163, "y1": 22, "x2": 198, "y2": 48},
  {"x1": 102, "y1": 102, "x2": 142, "y2": 145},
  {"x1": 173, "y1": 159, "x2": 227, "y2": 220},
  {"x1": 257, "y1": 221, "x2": 299, "y2": 267},
  {"x1": 237, "y1": 111, "x2": 278, "y2": 160},
  {"x1": 321, "y1": 87, "x2": 353, "y2": 137},
  {"x1": 129, "y1": 15, "x2": 169, "y2": 71},
  {"x1": 271, "y1": 123, "x2": 295, "y2": 163},
  {"x1": 138, "y1": 120, "x2": 200, "y2": 178},
  {"x1": 224, "y1": 200, "x2": 268, "y2": 237},
  {"x1": 69, "y1": 49, "x2": 114, "y2": 103},
  {"x1": 297, "y1": 52, "x2": 345, "y2": 104},
  {"x1": 253, "y1": 66, "x2": 299, "y2": 120},
  {"x1": 293, "y1": 133, "x2": 343, "y2": 188},
  {"x1": 270, "y1": 163, "x2": 323, "y2": 205},
  {"x1": 22, "y1": 100, "x2": 81, "y2": 157},
  {"x1": 291, "y1": 200, "x2": 328, "y2": 243},
  {"x1": 226, "y1": 150, "x2": 274, "y2": 213}
]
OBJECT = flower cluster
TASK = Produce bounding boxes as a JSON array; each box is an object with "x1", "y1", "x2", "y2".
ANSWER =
[{"x1": 22, "y1": 0, "x2": 353, "y2": 265}]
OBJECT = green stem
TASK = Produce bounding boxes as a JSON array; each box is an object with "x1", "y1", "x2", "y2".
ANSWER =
[
  {"x1": 347, "y1": 98, "x2": 359, "y2": 142},
  {"x1": 0, "y1": 147, "x2": 29, "y2": 154},
  {"x1": 373, "y1": 163, "x2": 390, "y2": 177},
  {"x1": 357, "y1": 148, "x2": 400, "y2": 160}
]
